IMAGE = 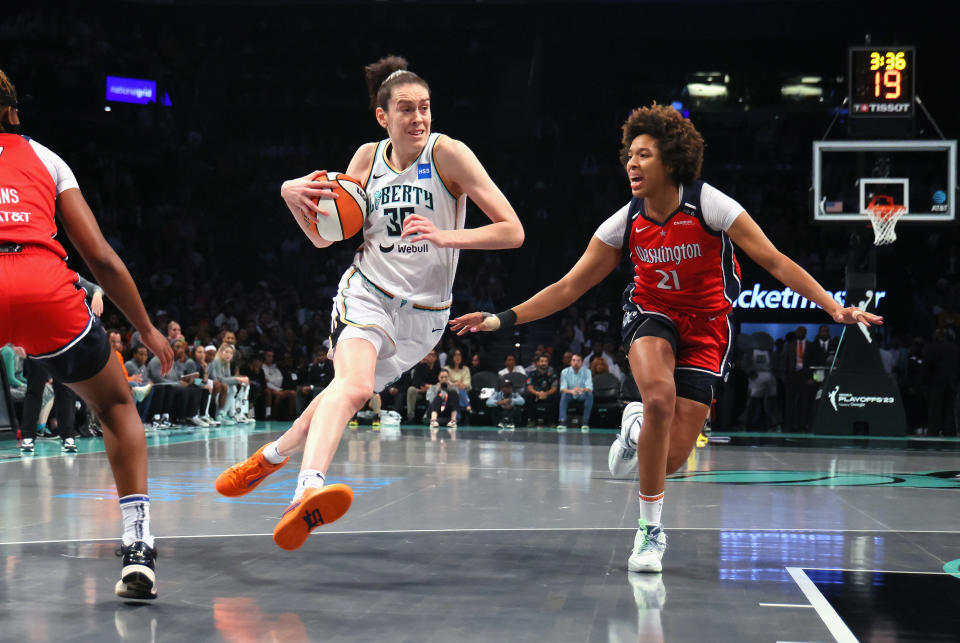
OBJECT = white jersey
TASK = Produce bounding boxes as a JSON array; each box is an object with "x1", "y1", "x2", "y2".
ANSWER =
[{"x1": 352, "y1": 132, "x2": 466, "y2": 306}]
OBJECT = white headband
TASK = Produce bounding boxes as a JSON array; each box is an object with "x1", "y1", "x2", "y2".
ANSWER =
[{"x1": 381, "y1": 69, "x2": 408, "y2": 86}]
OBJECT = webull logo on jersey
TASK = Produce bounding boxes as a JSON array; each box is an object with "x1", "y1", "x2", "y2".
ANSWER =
[
  {"x1": 634, "y1": 242, "x2": 702, "y2": 266},
  {"x1": 827, "y1": 385, "x2": 895, "y2": 412},
  {"x1": 373, "y1": 185, "x2": 435, "y2": 211},
  {"x1": 397, "y1": 244, "x2": 428, "y2": 254}
]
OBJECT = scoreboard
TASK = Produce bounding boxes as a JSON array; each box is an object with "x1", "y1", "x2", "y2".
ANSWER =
[{"x1": 849, "y1": 46, "x2": 915, "y2": 118}]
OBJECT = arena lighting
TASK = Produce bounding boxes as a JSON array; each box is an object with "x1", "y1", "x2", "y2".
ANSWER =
[
  {"x1": 781, "y1": 75, "x2": 824, "y2": 99},
  {"x1": 732, "y1": 282, "x2": 886, "y2": 310},
  {"x1": 686, "y1": 72, "x2": 729, "y2": 99},
  {"x1": 105, "y1": 76, "x2": 157, "y2": 104}
]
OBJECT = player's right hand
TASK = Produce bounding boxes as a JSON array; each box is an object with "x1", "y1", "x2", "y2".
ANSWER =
[
  {"x1": 281, "y1": 170, "x2": 339, "y2": 218},
  {"x1": 141, "y1": 327, "x2": 174, "y2": 375},
  {"x1": 449, "y1": 312, "x2": 500, "y2": 336}
]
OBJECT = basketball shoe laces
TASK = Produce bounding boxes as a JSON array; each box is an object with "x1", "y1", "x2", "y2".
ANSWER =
[{"x1": 636, "y1": 519, "x2": 666, "y2": 556}]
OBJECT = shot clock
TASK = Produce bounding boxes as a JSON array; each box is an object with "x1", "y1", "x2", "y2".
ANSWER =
[{"x1": 849, "y1": 46, "x2": 915, "y2": 117}]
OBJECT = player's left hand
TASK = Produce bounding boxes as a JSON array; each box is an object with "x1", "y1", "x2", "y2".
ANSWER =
[
  {"x1": 450, "y1": 312, "x2": 500, "y2": 336},
  {"x1": 91, "y1": 291, "x2": 104, "y2": 317},
  {"x1": 401, "y1": 214, "x2": 451, "y2": 247},
  {"x1": 833, "y1": 307, "x2": 883, "y2": 326}
]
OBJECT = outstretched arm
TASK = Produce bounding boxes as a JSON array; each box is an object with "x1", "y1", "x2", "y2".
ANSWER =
[
  {"x1": 401, "y1": 137, "x2": 524, "y2": 250},
  {"x1": 450, "y1": 236, "x2": 621, "y2": 334},
  {"x1": 727, "y1": 211, "x2": 883, "y2": 326},
  {"x1": 56, "y1": 189, "x2": 174, "y2": 374}
]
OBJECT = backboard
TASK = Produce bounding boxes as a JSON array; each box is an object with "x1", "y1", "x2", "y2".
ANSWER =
[{"x1": 812, "y1": 140, "x2": 956, "y2": 223}]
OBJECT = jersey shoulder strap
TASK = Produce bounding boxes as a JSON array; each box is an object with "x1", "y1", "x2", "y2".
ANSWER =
[
  {"x1": 679, "y1": 180, "x2": 721, "y2": 236},
  {"x1": 678, "y1": 180, "x2": 705, "y2": 216},
  {"x1": 620, "y1": 197, "x2": 644, "y2": 258}
]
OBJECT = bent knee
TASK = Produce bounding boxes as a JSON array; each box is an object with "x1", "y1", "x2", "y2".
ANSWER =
[{"x1": 342, "y1": 381, "x2": 375, "y2": 409}]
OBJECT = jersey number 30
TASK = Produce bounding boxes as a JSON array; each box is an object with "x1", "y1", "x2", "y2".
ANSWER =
[
  {"x1": 384, "y1": 206, "x2": 414, "y2": 236},
  {"x1": 655, "y1": 269, "x2": 681, "y2": 290}
]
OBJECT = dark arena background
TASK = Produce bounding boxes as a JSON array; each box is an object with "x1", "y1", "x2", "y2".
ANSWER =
[{"x1": 1, "y1": 2, "x2": 958, "y2": 641}]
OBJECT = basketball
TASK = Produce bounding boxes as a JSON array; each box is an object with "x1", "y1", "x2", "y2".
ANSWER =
[{"x1": 308, "y1": 172, "x2": 368, "y2": 241}]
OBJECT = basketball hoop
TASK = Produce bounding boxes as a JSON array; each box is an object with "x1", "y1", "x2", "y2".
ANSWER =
[{"x1": 863, "y1": 196, "x2": 907, "y2": 246}]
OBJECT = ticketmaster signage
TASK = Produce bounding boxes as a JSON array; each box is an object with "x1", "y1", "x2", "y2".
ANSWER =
[{"x1": 732, "y1": 283, "x2": 886, "y2": 310}]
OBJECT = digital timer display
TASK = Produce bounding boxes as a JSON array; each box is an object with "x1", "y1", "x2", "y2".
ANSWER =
[{"x1": 849, "y1": 46, "x2": 915, "y2": 117}]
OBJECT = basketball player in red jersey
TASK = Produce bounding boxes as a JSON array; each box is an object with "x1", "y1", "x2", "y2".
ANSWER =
[
  {"x1": 0, "y1": 70, "x2": 173, "y2": 598},
  {"x1": 451, "y1": 104, "x2": 881, "y2": 573}
]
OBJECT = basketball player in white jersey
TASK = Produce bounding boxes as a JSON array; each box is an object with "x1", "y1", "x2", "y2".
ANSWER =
[{"x1": 215, "y1": 56, "x2": 524, "y2": 550}]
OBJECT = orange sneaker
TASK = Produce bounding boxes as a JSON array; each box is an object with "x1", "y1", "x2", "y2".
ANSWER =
[
  {"x1": 272, "y1": 484, "x2": 353, "y2": 551},
  {"x1": 215, "y1": 444, "x2": 289, "y2": 497}
]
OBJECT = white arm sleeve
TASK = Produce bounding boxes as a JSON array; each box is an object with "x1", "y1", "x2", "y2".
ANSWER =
[
  {"x1": 593, "y1": 202, "x2": 631, "y2": 248},
  {"x1": 699, "y1": 182, "x2": 743, "y2": 232},
  {"x1": 28, "y1": 139, "x2": 79, "y2": 195}
]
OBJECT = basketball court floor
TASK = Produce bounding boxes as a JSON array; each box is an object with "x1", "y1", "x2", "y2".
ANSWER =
[{"x1": 1, "y1": 423, "x2": 958, "y2": 642}]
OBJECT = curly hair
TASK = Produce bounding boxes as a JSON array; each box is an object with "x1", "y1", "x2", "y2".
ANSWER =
[
  {"x1": 0, "y1": 68, "x2": 16, "y2": 107},
  {"x1": 619, "y1": 104, "x2": 704, "y2": 185},
  {"x1": 364, "y1": 55, "x2": 430, "y2": 112}
]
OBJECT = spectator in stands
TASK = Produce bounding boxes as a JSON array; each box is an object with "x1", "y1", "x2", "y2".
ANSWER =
[
  {"x1": 486, "y1": 379, "x2": 524, "y2": 429},
  {"x1": 166, "y1": 320, "x2": 184, "y2": 345},
  {"x1": 470, "y1": 352, "x2": 489, "y2": 374},
  {"x1": 406, "y1": 350, "x2": 439, "y2": 423},
  {"x1": 262, "y1": 349, "x2": 295, "y2": 420},
  {"x1": 125, "y1": 345, "x2": 154, "y2": 422},
  {"x1": 192, "y1": 344, "x2": 221, "y2": 425},
  {"x1": 498, "y1": 354, "x2": 525, "y2": 377},
  {"x1": 428, "y1": 370, "x2": 460, "y2": 433},
  {"x1": 209, "y1": 342, "x2": 251, "y2": 425},
  {"x1": 170, "y1": 339, "x2": 207, "y2": 426},
  {"x1": 558, "y1": 354, "x2": 593, "y2": 429},
  {"x1": 784, "y1": 326, "x2": 813, "y2": 432},
  {"x1": 1, "y1": 344, "x2": 27, "y2": 399},
  {"x1": 525, "y1": 346, "x2": 546, "y2": 375},
  {"x1": 444, "y1": 348, "x2": 472, "y2": 416},
  {"x1": 807, "y1": 324, "x2": 838, "y2": 368},
  {"x1": 297, "y1": 347, "x2": 334, "y2": 414},
  {"x1": 525, "y1": 354, "x2": 559, "y2": 425},
  {"x1": 589, "y1": 355, "x2": 609, "y2": 376}
]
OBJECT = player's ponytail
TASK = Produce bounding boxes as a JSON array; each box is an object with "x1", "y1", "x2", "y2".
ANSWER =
[{"x1": 364, "y1": 55, "x2": 429, "y2": 112}]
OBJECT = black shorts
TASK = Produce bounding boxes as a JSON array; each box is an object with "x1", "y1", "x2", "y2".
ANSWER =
[
  {"x1": 621, "y1": 309, "x2": 718, "y2": 407},
  {"x1": 32, "y1": 316, "x2": 112, "y2": 384}
]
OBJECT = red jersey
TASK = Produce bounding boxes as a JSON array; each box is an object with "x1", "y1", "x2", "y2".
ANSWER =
[
  {"x1": 625, "y1": 181, "x2": 741, "y2": 316},
  {"x1": 0, "y1": 133, "x2": 66, "y2": 258}
]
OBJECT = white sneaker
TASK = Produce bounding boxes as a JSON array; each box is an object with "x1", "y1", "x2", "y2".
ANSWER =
[
  {"x1": 202, "y1": 415, "x2": 220, "y2": 427},
  {"x1": 132, "y1": 383, "x2": 153, "y2": 403},
  {"x1": 61, "y1": 437, "x2": 78, "y2": 453},
  {"x1": 628, "y1": 520, "x2": 667, "y2": 573},
  {"x1": 189, "y1": 415, "x2": 209, "y2": 427},
  {"x1": 20, "y1": 438, "x2": 34, "y2": 453},
  {"x1": 608, "y1": 402, "x2": 642, "y2": 479}
]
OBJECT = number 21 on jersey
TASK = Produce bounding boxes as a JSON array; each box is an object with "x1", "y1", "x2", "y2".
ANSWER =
[{"x1": 655, "y1": 269, "x2": 680, "y2": 290}]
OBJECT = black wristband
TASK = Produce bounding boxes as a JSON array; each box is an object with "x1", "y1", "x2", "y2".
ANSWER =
[{"x1": 495, "y1": 309, "x2": 518, "y2": 329}]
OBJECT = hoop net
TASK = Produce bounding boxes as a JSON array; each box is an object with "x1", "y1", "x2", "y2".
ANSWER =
[{"x1": 864, "y1": 204, "x2": 907, "y2": 246}]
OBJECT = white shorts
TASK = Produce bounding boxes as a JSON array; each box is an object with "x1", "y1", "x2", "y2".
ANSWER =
[{"x1": 330, "y1": 267, "x2": 451, "y2": 392}]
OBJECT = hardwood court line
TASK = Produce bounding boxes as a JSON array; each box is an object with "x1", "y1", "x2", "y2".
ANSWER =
[
  {"x1": 3, "y1": 525, "x2": 960, "y2": 546},
  {"x1": 786, "y1": 567, "x2": 857, "y2": 643}
]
